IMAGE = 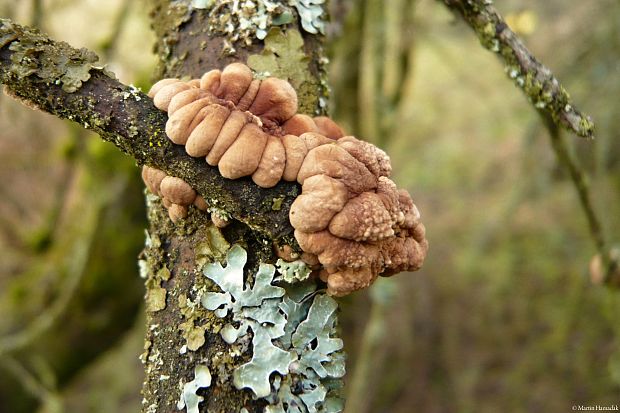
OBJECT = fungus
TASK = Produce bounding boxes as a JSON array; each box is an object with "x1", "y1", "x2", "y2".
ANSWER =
[
  {"x1": 247, "y1": 77, "x2": 298, "y2": 124},
  {"x1": 193, "y1": 195, "x2": 209, "y2": 212},
  {"x1": 289, "y1": 175, "x2": 348, "y2": 232},
  {"x1": 218, "y1": 123, "x2": 268, "y2": 179},
  {"x1": 205, "y1": 110, "x2": 253, "y2": 166},
  {"x1": 296, "y1": 144, "x2": 378, "y2": 194},
  {"x1": 165, "y1": 97, "x2": 215, "y2": 145},
  {"x1": 160, "y1": 176, "x2": 197, "y2": 206},
  {"x1": 199, "y1": 69, "x2": 221, "y2": 93},
  {"x1": 141, "y1": 166, "x2": 167, "y2": 196},
  {"x1": 282, "y1": 114, "x2": 319, "y2": 136},
  {"x1": 168, "y1": 88, "x2": 205, "y2": 115},
  {"x1": 184, "y1": 104, "x2": 230, "y2": 157},
  {"x1": 216, "y1": 62, "x2": 253, "y2": 104},
  {"x1": 151, "y1": 81, "x2": 191, "y2": 111},
  {"x1": 314, "y1": 116, "x2": 345, "y2": 140},
  {"x1": 168, "y1": 203, "x2": 189, "y2": 223},
  {"x1": 237, "y1": 79, "x2": 261, "y2": 111},
  {"x1": 145, "y1": 63, "x2": 428, "y2": 295},
  {"x1": 252, "y1": 135, "x2": 286, "y2": 188},
  {"x1": 281, "y1": 134, "x2": 308, "y2": 181}
]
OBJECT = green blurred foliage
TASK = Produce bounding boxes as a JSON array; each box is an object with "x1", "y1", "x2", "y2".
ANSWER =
[{"x1": 329, "y1": 1, "x2": 620, "y2": 412}]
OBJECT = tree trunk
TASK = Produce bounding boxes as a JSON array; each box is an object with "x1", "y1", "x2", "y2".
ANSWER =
[{"x1": 140, "y1": 2, "x2": 344, "y2": 412}]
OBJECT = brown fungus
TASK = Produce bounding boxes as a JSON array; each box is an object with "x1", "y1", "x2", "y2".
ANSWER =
[
  {"x1": 248, "y1": 77, "x2": 298, "y2": 124},
  {"x1": 146, "y1": 62, "x2": 428, "y2": 295},
  {"x1": 160, "y1": 176, "x2": 196, "y2": 206},
  {"x1": 168, "y1": 203, "x2": 189, "y2": 223},
  {"x1": 314, "y1": 116, "x2": 345, "y2": 140},
  {"x1": 282, "y1": 114, "x2": 319, "y2": 136},
  {"x1": 185, "y1": 104, "x2": 230, "y2": 157},
  {"x1": 252, "y1": 135, "x2": 286, "y2": 188},
  {"x1": 141, "y1": 166, "x2": 167, "y2": 196},
  {"x1": 218, "y1": 123, "x2": 268, "y2": 179},
  {"x1": 216, "y1": 62, "x2": 253, "y2": 104}
]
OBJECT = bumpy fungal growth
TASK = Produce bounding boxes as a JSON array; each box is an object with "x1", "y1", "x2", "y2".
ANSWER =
[
  {"x1": 141, "y1": 165, "x2": 220, "y2": 226},
  {"x1": 144, "y1": 62, "x2": 428, "y2": 296}
]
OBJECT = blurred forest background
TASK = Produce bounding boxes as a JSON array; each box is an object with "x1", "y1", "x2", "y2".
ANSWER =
[{"x1": 0, "y1": 0, "x2": 619, "y2": 412}]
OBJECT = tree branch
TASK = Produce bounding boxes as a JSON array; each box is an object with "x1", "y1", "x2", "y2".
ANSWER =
[
  {"x1": 0, "y1": 18, "x2": 296, "y2": 239},
  {"x1": 442, "y1": 0, "x2": 595, "y2": 139}
]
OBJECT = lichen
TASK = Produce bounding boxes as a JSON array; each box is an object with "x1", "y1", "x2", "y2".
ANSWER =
[
  {"x1": 247, "y1": 28, "x2": 310, "y2": 89},
  {"x1": 201, "y1": 245, "x2": 345, "y2": 412},
  {"x1": 177, "y1": 364, "x2": 212, "y2": 413},
  {"x1": 247, "y1": 27, "x2": 320, "y2": 113},
  {"x1": 289, "y1": 0, "x2": 326, "y2": 35},
  {"x1": 275, "y1": 259, "x2": 311, "y2": 283},
  {"x1": 1, "y1": 18, "x2": 99, "y2": 93}
]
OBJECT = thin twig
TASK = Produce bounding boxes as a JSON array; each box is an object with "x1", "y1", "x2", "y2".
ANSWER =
[
  {"x1": 442, "y1": 0, "x2": 595, "y2": 139},
  {"x1": 541, "y1": 113, "x2": 618, "y2": 285},
  {"x1": 100, "y1": 0, "x2": 132, "y2": 61},
  {"x1": 0, "y1": 199, "x2": 100, "y2": 356},
  {"x1": 30, "y1": 0, "x2": 43, "y2": 29}
]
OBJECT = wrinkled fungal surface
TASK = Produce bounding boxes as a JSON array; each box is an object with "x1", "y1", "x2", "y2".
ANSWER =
[
  {"x1": 200, "y1": 245, "x2": 345, "y2": 412},
  {"x1": 144, "y1": 62, "x2": 428, "y2": 296}
]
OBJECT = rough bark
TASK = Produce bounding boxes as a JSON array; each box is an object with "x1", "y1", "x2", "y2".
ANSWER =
[{"x1": 141, "y1": 2, "x2": 332, "y2": 411}]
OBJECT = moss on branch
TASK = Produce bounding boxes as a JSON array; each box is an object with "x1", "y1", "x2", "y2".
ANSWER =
[
  {"x1": 0, "y1": 18, "x2": 296, "y2": 239},
  {"x1": 442, "y1": 0, "x2": 595, "y2": 139}
]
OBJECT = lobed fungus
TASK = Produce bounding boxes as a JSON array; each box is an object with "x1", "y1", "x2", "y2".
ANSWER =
[{"x1": 142, "y1": 62, "x2": 428, "y2": 296}]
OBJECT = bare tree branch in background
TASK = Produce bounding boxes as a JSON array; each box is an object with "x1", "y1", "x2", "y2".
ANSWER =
[
  {"x1": 442, "y1": 0, "x2": 595, "y2": 139},
  {"x1": 441, "y1": 0, "x2": 619, "y2": 285}
]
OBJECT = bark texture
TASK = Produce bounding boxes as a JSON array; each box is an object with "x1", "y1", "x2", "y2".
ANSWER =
[{"x1": 142, "y1": 2, "x2": 330, "y2": 412}]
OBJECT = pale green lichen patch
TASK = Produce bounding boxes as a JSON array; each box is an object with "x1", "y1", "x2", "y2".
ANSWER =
[
  {"x1": 146, "y1": 285, "x2": 167, "y2": 312},
  {"x1": 178, "y1": 293, "x2": 208, "y2": 351},
  {"x1": 194, "y1": 224, "x2": 231, "y2": 269},
  {"x1": 248, "y1": 28, "x2": 310, "y2": 89},
  {"x1": 234, "y1": 328, "x2": 297, "y2": 397},
  {"x1": 201, "y1": 245, "x2": 345, "y2": 412},
  {"x1": 272, "y1": 195, "x2": 285, "y2": 211},
  {"x1": 1, "y1": 18, "x2": 99, "y2": 92},
  {"x1": 248, "y1": 27, "x2": 320, "y2": 113},
  {"x1": 177, "y1": 364, "x2": 212, "y2": 413},
  {"x1": 276, "y1": 259, "x2": 311, "y2": 283},
  {"x1": 140, "y1": 221, "x2": 171, "y2": 314}
]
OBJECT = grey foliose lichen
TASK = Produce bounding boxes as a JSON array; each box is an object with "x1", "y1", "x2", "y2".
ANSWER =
[
  {"x1": 201, "y1": 245, "x2": 345, "y2": 412},
  {"x1": 177, "y1": 364, "x2": 212, "y2": 413},
  {"x1": 276, "y1": 259, "x2": 311, "y2": 283},
  {"x1": 289, "y1": 0, "x2": 325, "y2": 35}
]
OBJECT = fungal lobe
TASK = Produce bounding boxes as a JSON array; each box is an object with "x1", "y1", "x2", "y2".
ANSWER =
[{"x1": 146, "y1": 62, "x2": 429, "y2": 296}]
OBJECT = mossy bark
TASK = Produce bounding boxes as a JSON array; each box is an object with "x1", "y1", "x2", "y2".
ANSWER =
[{"x1": 140, "y1": 2, "x2": 330, "y2": 412}]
